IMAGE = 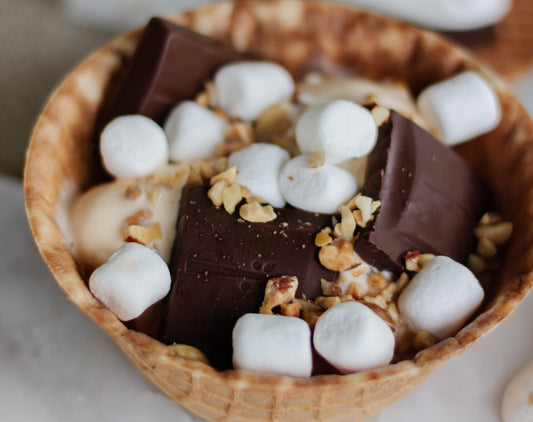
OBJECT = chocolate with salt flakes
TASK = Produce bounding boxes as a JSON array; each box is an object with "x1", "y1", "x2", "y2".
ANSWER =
[
  {"x1": 108, "y1": 17, "x2": 247, "y2": 124},
  {"x1": 159, "y1": 185, "x2": 335, "y2": 368},
  {"x1": 355, "y1": 110, "x2": 486, "y2": 273}
]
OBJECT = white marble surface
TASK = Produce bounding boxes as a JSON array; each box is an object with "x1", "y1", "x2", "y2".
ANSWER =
[{"x1": 2, "y1": 77, "x2": 533, "y2": 422}]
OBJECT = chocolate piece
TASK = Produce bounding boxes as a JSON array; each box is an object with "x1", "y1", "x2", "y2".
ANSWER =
[
  {"x1": 355, "y1": 111, "x2": 486, "y2": 273},
  {"x1": 109, "y1": 17, "x2": 247, "y2": 123},
  {"x1": 159, "y1": 185, "x2": 335, "y2": 368}
]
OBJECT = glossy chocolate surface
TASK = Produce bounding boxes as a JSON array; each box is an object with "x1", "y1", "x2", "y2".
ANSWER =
[
  {"x1": 355, "y1": 111, "x2": 486, "y2": 272},
  {"x1": 159, "y1": 185, "x2": 335, "y2": 368},
  {"x1": 108, "y1": 17, "x2": 246, "y2": 124}
]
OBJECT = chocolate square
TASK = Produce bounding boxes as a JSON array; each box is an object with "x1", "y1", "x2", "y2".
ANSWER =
[
  {"x1": 159, "y1": 185, "x2": 335, "y2": 368},
  {"x1": 355, "y1": 110, "x2": 486, "y2": 272}
]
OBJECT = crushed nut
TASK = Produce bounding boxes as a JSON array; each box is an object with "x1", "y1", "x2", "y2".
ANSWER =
[
  {"x1": 354, "y1": 195, "x2": 373, "y2": 226},
  {"x1": 151, "y1": 164, "x2": 190, "y2": 188},
  {"x1": 222, "y1": 183, "x2": 243, "y2": 214},
  {"x1": 468, "y1": 253, "x2": 488, "y2": 274},
  {"x1": 320, "y1": 278, "x2": 342, "y2": 296},
  {"x1": 404, "y1": 250, "x2": 421, "y2": 272},
  {"x1": 125, "y1": 185, "x2": 142, "y2": 200},
  {"x1": 210, "y1": 164, "x2": 237, "y2": 185},
  {"x1": 307, "y1": 150, "x2": 326, "y2": 168},
  {"x1": 293, "y1": 298, "x2": 322, "y2": 312},
  {"x1": 339, "y1": 205, "x2": 356, "y2": 239},
  {"x1": 169, "y1": 344, "x2": 209, "y2": 365},
  {"x1": 125, "y1": 209, "x2": 153, "y2": 226},
  {"x1": 345, "y1": 281, "x2": 366, "y2": 300},
  {"x1": 240, "y1": 185, "x2": 252, "y2": 199},
  {"x1": 316, "y1": 296, "x2": 342, "y2": 310},
  {"x1": 362, "y1": 294, "x2": 387, "y2": 309},
  {"x1": 280, "y1": 302, "x2": 301, "y2": 317},
  {"x1": 315, "y1": 227, "x2": 333, "y2": 247},
  {"x1": 418, "y1": 253, "x2": 435, "y2": 269},
  {"x1": 479, "y1": 212, "x2": 503, "y2": 226},
  {"x1": 395, "y1": 272, "x2": 410, "y2": 294},
  {"x1": 319, "y1": 239, "x2": 355, "y2": 271},
  {"x1": 367, "y1": 272, "x2": 388, "y2": 293},
  {"x1": 208, "y1": 180, "x2": 228, "y2": 207},
  {"x1": 259, "y1": 276, "x2": 298, "y2": 314},
  {"x1": 380, "y1": 283, "x2": 395, "y2": 302},
  {"x1": 255, "y1": 102, "x2": 293, "y2": 142},
  {"x1": 122, "y1": 223, "x2": 162, "y2": 245},
  {"x1": 302, "y1": 310, "x2": 322, "y2": 329},
  {"x1": 412, "y1": 330, "x2": 437, "y2": 351},
  {"x1": 474, "y1": 222, "x2": 513, "y2": 246},
  {"x1": 223, "y1": 122, "x2": 254, "y2": 153},
  {"x1": 386, "y1": 303, "x2": 401, "y2": 327},
  {"x1": 146, "y1": 187, "x2": 161, "y2": 204},
  {"x1": 239, "y1": 202, "x2": 277, "y2": 223},
  {"x1": 371, "y1": 105, "x2": 391, "y2": 126},
  {"x1": 477, "y1": 237, "x2": 498, "y2": 258}
]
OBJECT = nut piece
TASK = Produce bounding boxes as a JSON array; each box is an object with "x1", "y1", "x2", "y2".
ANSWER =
[
  {"x1": 316, "y1": 296, "x2": 342, "y2": 310},
  {"x1": 223, "y1": 122, "x2": 254, "y2": 154},
  {"x1": 150, "y1": 163, "x2": 190, "y2": 188},
  {"x1": 302, "y1": 310, "x2": 322, "y2": 329},
  {"x1": 315, "y1": 227, "x2": 333, "y2": 247},
  {"x1": 239, "y1": 202, "x2": 277, "y2": 223},
  {"x1": 122, "y1": 223, "x2": 162, "y2": 245},
  {"x1": 412, "y1": 330, "x2": 437, "y2": 351},
  {"x1": 319, "y1": 239, "x2": 355, "y2": 271},
  {"x1": 168, "y1": 344, "x2": 210, "y2": 364},
  {"x1": 125, "y1": 209, "x2": 154, "y2": 226},
  {"x1": 475, "y1": 222, "x2": 513, "y2": 246},
  {"x1": 280, "y1": 302, "x2": 301, "y2": 317},
  {"x1": 259, "y1": 276, "x2": 298, "y2": 315},
  {"x1": 307, "y1": 150, "x2": 326, "y2": 168},
  {"x1": 255, "y1": 101, "x2": 293, "y2": 142},
  {"x1": 371, "y1": 105, "x2": 391, "y2": 126},
  {"x1": 468, "y1": 253, "x2": 488, "y2": 274},
  {"x1": 210, "y1": 164, "x2": 237, "y2": 185},
  {"x1": 125, "y1": 185, "x2": 142, "y2": 201},
  {"x1": 339, "y1": 205, "x2": 356, "y2": 239},
  {"x1": 477, "y1": 237, "x2": 498, "y2": 258},
  {"x1": 222, "y1": 183, "x2": 243, "y2": 214},
  {"x1": 208, "y1": 180, "x2": 228, "y2": 207}
]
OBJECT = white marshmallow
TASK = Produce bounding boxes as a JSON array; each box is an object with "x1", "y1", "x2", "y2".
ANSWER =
[
  {"x1": 502, "y1": 360, "x2": 533, "y2": 422},
  {"x1": 279, "y1": 155, "x2": 358, "y2": 214},
  {"x1": 342, "y1": 0, "x2": 510, "y2": 31},
  {"x1": 397, "y1": 256, "x2": 484, "y2": 340},
  {"x1": 100, "y1": 115, "x2": 169, "y2": 178},
  {"x1": 89, "y1": 243, "x2": 171, "y2": 321},
  {"x1": 214, "y1": 61, "x2": 295, "y2": 121},
  {"x1": 232, "y1": 313, "x2": 312, "y2": 377},
  {"x1": 417, "y1": 71, "x2": 501, "y2": 146},
  {"x1": 164, "y1": 101, "x2": 228, "y2": 162},
  {"x1": 296, "y1": 100, "x2": 377, "y2": 164},
  {"x1": 228, "y1": 143, "x2": 290, "y2": 208},
  {"x1": 313, "y1": 301, "x2": 395, "y2": 373}
]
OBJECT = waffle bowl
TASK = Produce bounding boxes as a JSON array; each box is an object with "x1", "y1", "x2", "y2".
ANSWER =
[{"x1": 23, "y1": 1, "x2": 533, "y2": 421}]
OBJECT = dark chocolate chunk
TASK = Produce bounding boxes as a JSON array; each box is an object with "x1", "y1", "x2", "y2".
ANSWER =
[
  {"x1": 159, "y1": 185, "x2": 335, "y2": 368},
  {"x1": 108, "y1": 17, "x2": 247, "y2": 124},
  {"x1": 355, "y1": 110, "x2": 486, "y2": 273}
]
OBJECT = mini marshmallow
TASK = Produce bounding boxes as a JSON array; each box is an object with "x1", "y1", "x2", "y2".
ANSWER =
[
  {"x1": 214, "y1": 61, "x2": 295, "y2": 121},
  {"x1": 228, "y1": 143, "x2": 290, "y2": 208},
  {"x1": 417, "y1": 71, "x2": 501, "y2": 146},
  {"x1": 279, "y1": 154, "x2": 358, "y2": 214},
  {"x1": 295, "y1": 100, "x2": 377, "y2": 164},
  {"x1": 397, "y1": 256, "x2": 484, "y2": 340},
  {"x1": 89, "y1": 242, "x2": 171, "y2": 321},
  {"x1": 232, "y1": 313, "x2": 312, "y2": 377},
  {"x1": 164, "y1": 101, "x2": 228, "y2": 162},
  {"x1": 100, "y1": 115, "x2": 169, "y2": 178},
  {"x1": 313, "y1": 301, "x2": 395, "y2": 373},
  {"x1": 501, "y1": 360, "x2": 533, "y2": 422}
]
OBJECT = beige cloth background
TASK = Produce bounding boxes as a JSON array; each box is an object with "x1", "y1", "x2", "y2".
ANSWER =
[{"x1": 0, "y1": 0, "x2": 114, "y2": 178}]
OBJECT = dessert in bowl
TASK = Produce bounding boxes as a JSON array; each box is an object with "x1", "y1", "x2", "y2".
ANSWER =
[{"x1": 24, "y1": 1, "x2": 533, "y2": 421}]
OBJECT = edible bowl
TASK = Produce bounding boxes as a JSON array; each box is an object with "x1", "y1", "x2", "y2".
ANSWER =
[{"x1": 23, "y1": 1, "x2": 533, "y2": 421}]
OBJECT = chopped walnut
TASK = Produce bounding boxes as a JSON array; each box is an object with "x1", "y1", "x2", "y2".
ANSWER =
[
  {"x1": 315, "y1": 296, "x2": 342, "y2": 310},
  {"x1": 207, "y1": 180, "x2": 228, "y2": 207},
  {"x1": 150, "y1": 164, "x2": 190, "y2": 188},
  {"x1": 146, "y1": 187, "x2": 161, "y2": 204},
  {"x1": 222, "y1": 183, "x2": 243, "y2": 214},
  {"x1": 371, "y1": 105, "x2": 391, "y2": 126},
  {"x1": 468, "y1": 253, "x2": 488, "y2": 274},
  {"x1": 307, "y1": 150, "x2": 326, "y2": 168},
  {"x1": 259, "y1": 276, "x2": 298, "y2": 315},
  {"x1": 475, "y1": 221, "x2": 513, "y2": 246},
  {"x1": 122, "y1": 223, "x2": 162, "y2": 245},
  {"x1": 280, "y1": 302, "x2": 301, "y2": 317},
  {"x1": 315, "y1": 227, "x2": 333, "y2": 247},
  {"x1": 293, "y1": 298, "x2": 322, "y2": 312},
  {"x1": 319, "y1": 239, "x2": 355, "y2": 271},
  {"x1": 255, "y1": 102, "x2": 294, "y2": 143},
  {"x1": 477, "y1": 237, "x2": 498, "y2": 258},
  {"x1": 321, "y1": 278, "x2": 342, "y2": 296},
  {"x1": 367, "y1": 272, "x2": 388, "y2": 293},
  {"x1": 339, "y1": 205, "x2": 356, "y2": 239},
  {"x1": 302, "y1": 310, "x2": 322, "y2": 329},
  {"x1": 239, "y1": 202, "x2": 277, "y2": 223},
  {"x1": 222, "y1": 122, "x2": 254, "y2": 154},
  {"x1": 210, "y1": 164, "x2": 237, "y2": 185}
]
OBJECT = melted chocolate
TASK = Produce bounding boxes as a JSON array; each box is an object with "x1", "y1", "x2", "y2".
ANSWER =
[
  {"x1": 108, "y1": 17, "x2": 246, "y2": 124},
  {"x1": 355, "y1": 111, "x2": 486, "y2": 272},
  {"x1": 159, "y1": 185, "x2": 335, "y2": 368}
]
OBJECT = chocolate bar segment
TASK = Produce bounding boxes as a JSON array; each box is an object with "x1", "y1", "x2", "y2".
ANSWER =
[
  {"x1": 159, "y1": 185, "x2": 335, "y2": 368},
  {"x1": 355, "y1": 111, "x2": 486, "y2": 273},
  {"x1": 109, "y1": 17, "x2": 246, "y2": 123}
]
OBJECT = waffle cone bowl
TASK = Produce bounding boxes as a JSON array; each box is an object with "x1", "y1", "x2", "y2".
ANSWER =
[{"x1": 23, "y1": 1, "x2": 533, "y2": 421}]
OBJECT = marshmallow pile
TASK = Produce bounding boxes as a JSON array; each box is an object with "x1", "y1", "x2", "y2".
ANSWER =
[{"x1": 233, "y1": 256, "x2": 484, "y2": 377}]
